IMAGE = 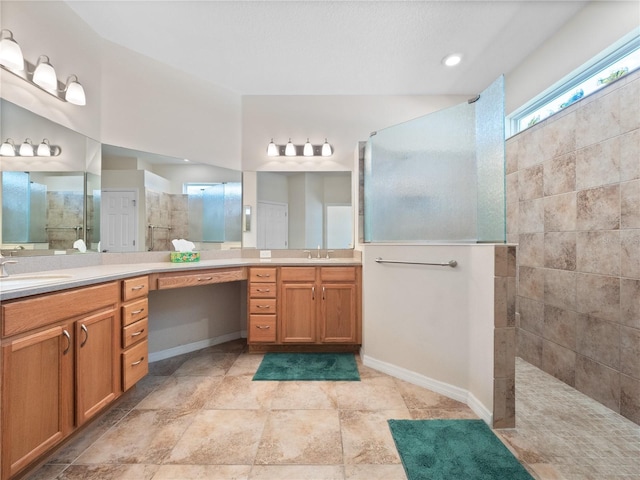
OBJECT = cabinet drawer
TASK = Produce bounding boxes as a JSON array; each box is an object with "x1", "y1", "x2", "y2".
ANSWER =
[
  {"x1": 122, "y1": 340, "x2": 148, "y2": 391},
  {"x1": 121, "y1": 298, "x2": 148, "y2": 327},
  {"x1": 250, "y1": 268, "x2": 276, "y2": 283},
  {"x1": 249, "y1": 315, "x2": 276, "y2": 342},
  {"x1": 249, "y1": 283, "x2": 276, "y2": 298},
  {"x1": 122, "y1": 276, "x2": 149, "y2": 301},
  {"x1": 320, "y1": 267, "x2": 357, "y2": 282},
  {"x1": 249, "y1": 298, "x2": 276, "y2": 314},
  {"x1": 157, "y1": 267, "x2": 246, "y2": 290},
  {"x1": 280, "y1": 267, "x2": 316, "y2": 282},
  {"x1": 122, "y1": 317, "x2": 148, "y2": 348}
]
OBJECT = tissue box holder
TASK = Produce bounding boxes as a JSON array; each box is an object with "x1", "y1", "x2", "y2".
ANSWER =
[{"x1": 170, "y1": 252, "x2": 200, "y2": 263}]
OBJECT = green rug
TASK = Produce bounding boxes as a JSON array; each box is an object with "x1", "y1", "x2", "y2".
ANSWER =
[
  {"x1": 388, "y1": 419, "x2": 534, "y2": 480},
  {"x1": 252, "y1": 352, "x2": 360, "y2": 381}
]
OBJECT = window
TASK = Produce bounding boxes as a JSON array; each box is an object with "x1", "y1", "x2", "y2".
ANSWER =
[{"x1": 508, "y1": 32, "x2": 640, "y2": 136}]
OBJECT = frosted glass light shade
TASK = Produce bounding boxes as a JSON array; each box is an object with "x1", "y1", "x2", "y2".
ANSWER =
[
  {"x1": 0, "y1": 139, "x2": 16, "y2": 156},
  {"x1": 267, "y1": 139, "x2": 279, "y2": 156},
  {"x1": 37, "y1": 139, "x2": 51, "y2": 156},
  {"x1": 19, "y1": 139, "x2": 34, "y2": 156},
  {"x1": 32, "y1": 56, "x2": 57, "y2": 92},
  {"x1": 64, "y1": 76, "x2": 86, "y2": 105},
  {"x1": 303, "y1": 139, "x2": 313, "y2": 156},
  {"x1": 321, "y1": 139, "x2": 332, "y2": 157},
  {"x1": 0, "y1": 30, "x2": 24, "y2": 70},
  {"x1": 284, "y1": 139, "x2": 296, "y2": 156}
]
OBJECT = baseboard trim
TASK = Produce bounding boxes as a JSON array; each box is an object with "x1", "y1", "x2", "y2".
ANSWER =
[
  {"x1": 148, "y1": 331, "x2": 244, "y2": 363},
  {"x1": 362, "y1": 354, "x2": 493, "y2": 425}
]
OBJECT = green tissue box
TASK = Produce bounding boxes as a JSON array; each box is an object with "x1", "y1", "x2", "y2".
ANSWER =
[{"x1": 170, "y1": 251, "x2": 200, "y2": 263}]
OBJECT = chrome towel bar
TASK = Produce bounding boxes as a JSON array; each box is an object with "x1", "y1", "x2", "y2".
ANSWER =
[{"x1": 374, "y1": 257, "x2": 458, "y2": 268}]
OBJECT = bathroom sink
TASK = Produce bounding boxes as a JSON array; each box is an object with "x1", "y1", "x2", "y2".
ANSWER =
[{"x1": 0, "y1": 274, "x2": 74, "y2": 290}]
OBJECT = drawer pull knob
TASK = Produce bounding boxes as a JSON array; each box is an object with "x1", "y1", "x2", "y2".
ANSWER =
[
  {"x1": 256, "y1": 305, "x2": 271, "y2": 309},
  {"x1": 80, "y1": 324, "x2": 89, "y2": 347},
  {"x1": 131, "y1": 308, "x2": 145, "y2": 315},
  {"x1": 198, "y1": 277, "x2": 213, "y2": 281},
  {"x1": 131, "y1": 357, "x2": 145, "y2": 366},
  {"x1": 131, "y1": 329, "x2": 145, "y2": 337},
  {"x1": 256, "y1": 325, "x2": 271, "y2": 329},
  {"x1": 62, "y1": 330, "x2": 71, "y2": 354},
  {"x1": 131, "y1": 285, "x2": 145, "y2": 291},
  {"x1": 256, "y1": 288, "x2": 270, "y2": 292},
  {"x1": 256, "y1": 274, "x2": 270, "y2": 277}
]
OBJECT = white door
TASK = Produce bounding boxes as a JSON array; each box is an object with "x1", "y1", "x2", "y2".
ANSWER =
[
  {"x1": 326, "y1": 205, "x2": 353, "y2": 249},
  {"x1": 257, "y1": 201, "x2": 288, "y2": 249},
  {"x1": 101, "y1": 190, "x2": 138, "y2": 252}
]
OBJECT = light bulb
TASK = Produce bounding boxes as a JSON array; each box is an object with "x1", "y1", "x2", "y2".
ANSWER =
[
  {"x1": 0, "y1": 30, "x2": 24, "y2": 71},
  {"x1": 37, "y1": 139, "x2": 51, "y2": 156},
  {"x1": 321, "y1": 139, "x2": 332, "y2": 157},
  {"x1": 0, "y1": 139, "x2": 16, "y2": 156},
  {"x1": 303, "y1": 139, "x2": 313, "y2": 157},
  {"x1": 267, "y1": 139, "x2": 279, "y2": 157},
  {"x1": 64, "y1": 75, "x2": 86, "y2": 105},
  {"x1": 284, "y1": 139, "x2": 296, "y2": 156},
  {"x1": 19, "y1": 138, "x2": 34, "y2": 156},
  {"x1": 32, "y1": 55, "x2": 58, "y2": 92}
]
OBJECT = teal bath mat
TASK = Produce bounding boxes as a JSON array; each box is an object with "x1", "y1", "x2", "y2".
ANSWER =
[
  {"x1": 252, "y1": 352, "x2": 360, "y2": 381},
  {"x1": 388, "y1": 419, "x2": 534, "y2": 480}
]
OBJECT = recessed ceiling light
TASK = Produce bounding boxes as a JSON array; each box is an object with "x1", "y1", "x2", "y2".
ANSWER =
[
  {"x1": 442, "y1": 53, "x2": 462, "y2": 67},
  {"x1": 183, "y1": 158, "x2": 190, "y2": 162}
]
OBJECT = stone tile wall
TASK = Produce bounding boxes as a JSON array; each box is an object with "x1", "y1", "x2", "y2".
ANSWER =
[{"x1": 506, "y1": 68, "x2": 640, "y2": 425}]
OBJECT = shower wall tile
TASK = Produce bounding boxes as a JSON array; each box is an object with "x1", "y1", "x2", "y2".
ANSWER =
[
  {"x1": 620, "y1": 130, "x2": 640, "y2": 181},
  {"x1": 543, "y1": 305, "x2": 578, "y2": 350},
  {"x1": 620, "y1": 375, "x2": 640, "y2": 424},
  {"x1": 542, "y1": 340, "x2": 576, "y2": 387},
  {"x1": 620, "y1": 326, "x2": 640, "y2": 380},
  {"x1": 576, "y1": 273, "x2": 620, "y2": 323},
  {"x1": 519, "y1": 297, "x2": 544, "y2": 336},
  {"x1": 575, "y1": 355, "x2": 620, "y2": 413},
  {"x1": 517, "y1": 329, "x2": 543, "y2": 368},
  {"x1": 620, "y1": 279, "x2": 640, "y2": 329},
  {"x1": 576, "y1": 231, "x2": 620, "y2": 276},
  {"x1": 544, "y1": 193, "x2": 576, "y2": 232},
  {"x1": 576, "y1": 185, "x2": 620, "y2": 231},
  {"x1": 494, "y1": 328, "x2": 516, "y2": 378},
  {"x1": 575, "y1": 137, "x2": 620, "y2": 191},
  {"x1": 519, "y1": 266, "x2": 544, "y2": 301},
  {"x1": 619, "y1": 77, "x2": 640, "y2": 133},
  {"x1": 543, "y1": 153, "x2": 576, "y2": 196},
  {"x1": 506, "y1": 172, "x2": 519, "y2": 203},
  {"x1": 507, "y1": 200, "x2": 519, "y2": 236},
  {"x1": 575, "y1": 89, "x2": 621, "y2": 149},
  {"x1": 544, "y1": 269, "x2": 576, "y2": 311},
  {"x1": 518, "y1": 233, "x2": 544, "y2": 267},
  {"x1": 544, "y1": 232, "x2": 576, "y2": 271},
  {"x1": 519, "y1": 165, "x2": 543, "y2": 200},
  {"x1": 519, "y1": 198, "x2": 544, "y2": 233},
  {"x1": 621, "y1": 180, "x2": 640, "y2": 228},
  {"x1": 505, "y1": 137, "x2": 520, "y2": 175},
  {"x1": 576, "y1": 315, "x2": 620, "y2": 370},
  {"x1": 541, "y1": 110, "x2": 576, "y2": 158},
  {"x1": 492, "y1": 377, "x2": 515, "y2": 429},
  {"x1": 621, "y1": 230, "x2": 640, "y2": 279},
  {"x1": 518, "y1": 127, "x2": 545, "y2": 170}
]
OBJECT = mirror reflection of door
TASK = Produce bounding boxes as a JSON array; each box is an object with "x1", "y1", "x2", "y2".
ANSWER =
[
  {"x1": 101, "y1": 190, "x2": 137, "y2": 252},
  {"x1": 326, "y1": 204, "x2": 353, "y2": 249},
  {"x1": 257, "y1": 201, "x2": 288, "y2": 249}
]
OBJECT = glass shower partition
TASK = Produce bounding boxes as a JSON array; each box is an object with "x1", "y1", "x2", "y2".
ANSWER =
[{"x1": 364, "y1": 76, "x2": 505, "y2": 243}]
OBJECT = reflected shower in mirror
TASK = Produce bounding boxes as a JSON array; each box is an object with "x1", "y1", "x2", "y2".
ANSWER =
[{"x1": 256, "y1": 171, "x2": 353, "y2": 250}]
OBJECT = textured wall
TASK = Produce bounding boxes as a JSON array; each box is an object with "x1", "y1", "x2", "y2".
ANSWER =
[{"x1": 506, "y1": 69, "x2": 640, "y2": 425}]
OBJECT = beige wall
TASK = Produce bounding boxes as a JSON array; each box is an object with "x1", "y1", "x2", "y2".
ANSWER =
[{"x1": 506, "y1": 69, "x2": 640, "y2": 425}]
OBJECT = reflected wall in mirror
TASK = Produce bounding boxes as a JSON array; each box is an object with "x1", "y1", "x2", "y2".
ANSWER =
[
  {"x1": 0, "y1": 99, "x2": 101, "y2": 255},
  {"x1": 101, "y1": 145, "x2": 242, "y2": 252},
  {"x1": 257, "y1": 171, "x2": 353, "y2": 250}
]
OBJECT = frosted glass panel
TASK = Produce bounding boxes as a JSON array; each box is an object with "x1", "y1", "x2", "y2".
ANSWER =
[
  {"x1": 224, "y1": 182, "x2": 242, "y2": 242},
  {"x1": 28, "y1": 182, "x2": 47, "y2": 242},
  {"x1": 2, "y1": 171, "x2": 30, "y2": 242},
  {"x1": 203, "y1": 183, "x2": 225, "y2": 242},
  {"x1": 364, "y1": 76, "x2": 505, "y2": 243}
]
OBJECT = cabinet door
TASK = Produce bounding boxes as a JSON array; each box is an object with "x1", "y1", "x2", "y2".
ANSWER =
[
  {"x1": 1, "y1": 325, "x2": 73, "y2": 480},
  {"x1": 280, "y1": 283, "x2": 316, "y2": 343},
  {"x1": 76, "y1": 309, "x2": 119, "y2": 426},
  {"x1": 320, "y1": 283, "x2": 357, "y2": 343}
]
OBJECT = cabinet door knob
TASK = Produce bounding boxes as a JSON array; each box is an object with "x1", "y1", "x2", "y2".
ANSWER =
[
  {"x1": 256, "y1": 288, "x2": 270, "y2": 292},
  {"x1": 256, "y1": 273, "x2": 270, "y2": 278},
  {"x1": 131, "y1": 308, "x2": 145, "y2": 315},
  {"x1": 131, "y1": 329, "x2": 145, "y2": 337},
  {"x1": 256, "y1": 325, "x2": 271, "y2": 330},
  {"x1": 312, "y1": 286, "x2": 315, "y2": 300},
  {"x1": 198, "y1": 277, "x2": 213, "y2": 281},
  {"x1": 256, "y1": 305, "x2": 271, "y2": 309},
  {"x1": 131, "y1": 285, "x2": 145, "y2": 291},
  {"x1": 62, "y1": 330, "x2": 71, "y2": 354},
  {"x1": 80, "y1": 324, "x2": 89, "y2": 347},
  {"x1": 131, "y1": 357, "x2": 145, "y2": 366}
]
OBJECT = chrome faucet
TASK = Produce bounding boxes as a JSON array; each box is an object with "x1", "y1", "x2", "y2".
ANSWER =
[
  {"x1": 303, "y1": 250, "x2": 312, "y2": 259},
  {"x1": 0, "y1": 254, "x2": 18, "y2": 278},
  {"x1": 325, "y1": 250, "x2": 334, "y2": 259},
  {"x1": 317, "y1": 245, "x2": 321, "y2": 259}
]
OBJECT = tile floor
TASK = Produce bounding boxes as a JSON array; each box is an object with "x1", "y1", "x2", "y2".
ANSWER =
[{"x1": 24, "y1": 341, "x2": 640, "y2": 480}]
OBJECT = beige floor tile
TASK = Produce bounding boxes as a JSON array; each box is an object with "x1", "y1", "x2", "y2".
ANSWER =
[
  {"x1": 152, "y1": 464, "x2": 251, "y2": 479},
  {"x1": 270, "y1": 381, "x2": 338, "y2": 410},
  {"x1": 165, "y1": 409, "x2": 267, "y2": 465},
  {"x1": 58, "y1": 464, "x2": 159, "y2": 479},
  {"x1": 394, "y1": 378, "x2": 469, "y2": 410},
  {"x1": 340, "y1": 409, "x2": 411, "y2": 465},
  {"x1": 204, "y1": 375, "x2": 278, "y2": 409},
  {"x1": 174, "y1": 352, "x2": 238, "y2": 376},
  {"x1": 409, "y1": 408, "x2": 479, "y2": 419},
  {"x1": 75, "y1": 410, "x2": 195, "y2": 464},
  {"x1": 116, "y1": 375, "x2": 169, "y2": 410},
  {"x1": 344, "y1": 464, "x2": 408, "y2": 480},
  {"x1": 255, "y1": 410, "x2": 343, "y2": 465},
  {"x1": 24, "y1": 464, "x2": 68, "y2": 480},
  {"x1": 335, "y1": 377, "x2": 407, "y2": 410},
  {"x1": 248, "y1": 465, "x2": 345, "y2": 479},
  {"x1": 226, "y1": 353, "x2": 264, "y2": 376},
  {"x1": 136, "y1": 375, "x2": 222, "y2": 411}
]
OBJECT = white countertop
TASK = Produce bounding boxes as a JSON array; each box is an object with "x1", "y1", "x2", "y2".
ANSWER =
[{"x1": 0, "y1": 257, "x2": 361, "y2": 301}]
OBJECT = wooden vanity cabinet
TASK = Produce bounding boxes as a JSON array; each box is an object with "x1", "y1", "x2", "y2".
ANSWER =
[
  {"x1": 248, "y1": 268, "x2": 277, "y2": 343},
  {"x1": 120, "y1": 276, "x2": 149, "y2": 391}
]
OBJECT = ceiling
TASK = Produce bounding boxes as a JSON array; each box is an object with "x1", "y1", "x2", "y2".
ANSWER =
[{"x1": 65, "y1": 0, "x2": 589, "y2": 96}]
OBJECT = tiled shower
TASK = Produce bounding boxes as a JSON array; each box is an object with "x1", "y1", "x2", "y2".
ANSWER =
[{"x1": 506, "y1": 69, "x2": 639, "y2": 425}]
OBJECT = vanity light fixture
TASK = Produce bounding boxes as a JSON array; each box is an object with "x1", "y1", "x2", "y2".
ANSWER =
[
  {"x1": 266, "y1": 138, "x2": 334, "y2": 157},
  {"x1": 0, "y1": 138, "x2": 62, "y2": 157},
  {"x1": 0, "y1": 29, "x2": 87, "y2": 105}
]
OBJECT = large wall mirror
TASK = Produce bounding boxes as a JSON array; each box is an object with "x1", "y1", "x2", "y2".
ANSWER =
[
  {"x1": 256, "y1": 171, "x2": 353, "y2": 249},
  {"x1": 0, "y1": 99, "x2": 101, "y2": 256},
  {"x1": 101, "y1": 145, "x2": 242, "y2": 252}
]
